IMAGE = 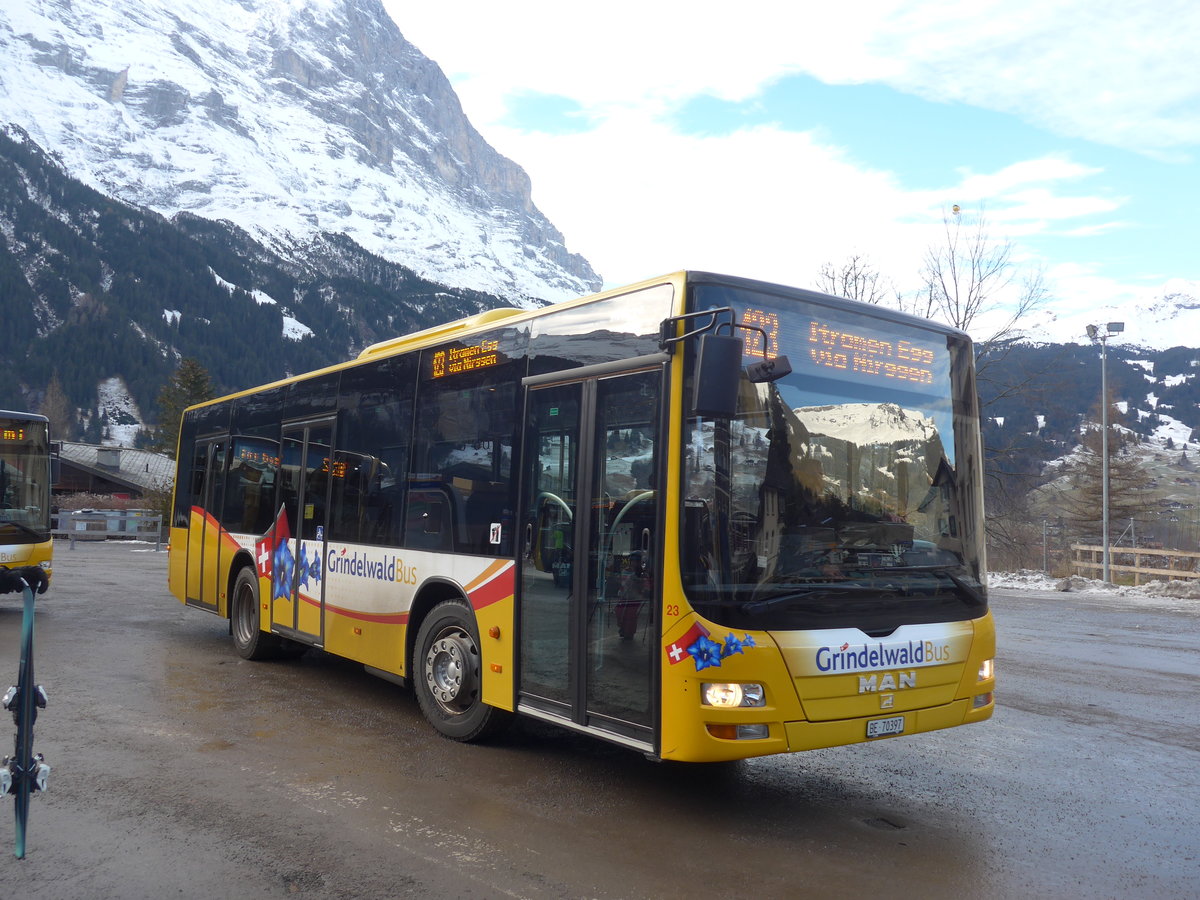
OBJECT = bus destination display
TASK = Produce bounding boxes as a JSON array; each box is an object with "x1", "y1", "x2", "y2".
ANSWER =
[
  {"x1": 741, "y1": 307, "x2": 939, "y2": 388},
  {"x1": 431, "y1": 339, "x2": 500, "y2": 379}
]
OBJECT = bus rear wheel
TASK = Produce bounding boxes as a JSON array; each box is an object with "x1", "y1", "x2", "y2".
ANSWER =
[
  {"x1": 414, "y1": 600, "x2": 511, "y2": 741},
  {"x1": 231, "y1": 567, "x2": 281, "y2": 661}
]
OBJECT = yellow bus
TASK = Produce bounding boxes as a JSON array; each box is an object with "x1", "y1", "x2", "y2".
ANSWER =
[
  {"x1": 0, "y1": 410, "x2": 54, "y2": 587},
  {"x1": 168, "y1": 272, "x2": 994, "y2": 761}
]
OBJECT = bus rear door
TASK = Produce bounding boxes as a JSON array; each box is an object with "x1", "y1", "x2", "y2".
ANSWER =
[
  {"x1": 185, "y1": 438, "x2": 225, "y2": 612},
  {"x1": 274, "y1": 419, "x2": 333, "y2": 644}
]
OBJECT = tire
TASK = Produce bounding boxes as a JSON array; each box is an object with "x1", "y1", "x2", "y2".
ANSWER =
[
  {"x1": 413, "y1": 600, "x2": 512, "y2": 741},
  {"x1": 230, "y1": 567, "x2": 281, "y2": 660}
]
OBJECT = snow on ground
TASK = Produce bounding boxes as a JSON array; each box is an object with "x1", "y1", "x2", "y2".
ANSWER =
[
  {"x1": 990, "y1": 569, "x2": 1200, "y2": 611},
  {"x1": 1151, "y1": 412, "x2": 1194, "y2": 446},
  {"x1": 96, "y1": 375, "x2": 144, "y2": 445}
]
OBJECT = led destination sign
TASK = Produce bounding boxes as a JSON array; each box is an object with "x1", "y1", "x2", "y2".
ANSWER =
[
  {"x1": 431, "y1": 339, "x2": 501, "y2": 379},
  {"x1": 1, "y1": 427, "x2": 26, "y2": 441},
  {"x1": 737, "y1": 306, "x2": 940, "y2": 389},
  {"x1": 807, "y1": 321, "x2": 935, "y2": 385}
]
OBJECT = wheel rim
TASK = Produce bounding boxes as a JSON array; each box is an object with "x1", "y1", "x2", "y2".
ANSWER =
[{"x1": 424, "y1": 625, "x2": 480, "y2": 716}]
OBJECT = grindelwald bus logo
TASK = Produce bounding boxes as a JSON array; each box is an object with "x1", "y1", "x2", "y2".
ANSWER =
[
  {"x1": 327, "y1": 548, "x2": 418, "y2": 585},
  {"x1": 815, "y1": 638, "x2": 951, "y2": 673}
]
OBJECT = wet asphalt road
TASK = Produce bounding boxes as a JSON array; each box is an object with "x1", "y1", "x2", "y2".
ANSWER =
[{"x1": 0, "y1": 542, "x2": 1197, "y2": 899}]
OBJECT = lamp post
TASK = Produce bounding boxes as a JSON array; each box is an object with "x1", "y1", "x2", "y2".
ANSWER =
[{"x1": 1086, "y1": 322, "x2": 1124, "y2": 582}]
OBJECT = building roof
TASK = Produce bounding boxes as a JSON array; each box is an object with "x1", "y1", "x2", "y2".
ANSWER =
[{"x1": 57, "y1": 442, "x2": 175, "y2": 494}]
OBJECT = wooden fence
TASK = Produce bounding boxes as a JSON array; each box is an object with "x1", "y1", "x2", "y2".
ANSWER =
[{"x1": 1071, "y1": 544, "x2": 1200, "y2": 585}]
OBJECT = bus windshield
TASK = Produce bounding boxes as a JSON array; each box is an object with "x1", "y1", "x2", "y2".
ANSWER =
[
  {"x1": 0, "y1": 415, "x2": 52, "y2": 542},
  {"x1": 680, "y1": 284, "x2": 987, "y2": 635}
]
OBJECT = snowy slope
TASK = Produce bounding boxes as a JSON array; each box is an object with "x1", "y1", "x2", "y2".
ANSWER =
[
  {"x1": 1012, "y1": 278, "x2": 1200, "y2": 350},
  {"x1": 0, "y1": 0, "x2": 600, "y2": 304}
]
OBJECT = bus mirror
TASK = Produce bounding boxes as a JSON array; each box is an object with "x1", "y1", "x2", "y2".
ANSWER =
[
  {"x1": 692, "y1": 333, "x2": 743, "y2": 418},
  {"x1": 746, "y1": 355, "x2": 792, "y2": 383}
]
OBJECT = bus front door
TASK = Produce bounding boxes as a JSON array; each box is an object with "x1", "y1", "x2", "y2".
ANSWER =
[
  {"x1": 274, "y1": 420, "x2": 333, "y2": 644},
  {"x1": 519, "y1": 369, "x2": 661, "y2": 749}
]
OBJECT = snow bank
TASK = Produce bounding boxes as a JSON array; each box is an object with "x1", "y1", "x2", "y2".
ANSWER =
[{"x1": 990, "y1": 569, "x2": 1200, "y2": 612}]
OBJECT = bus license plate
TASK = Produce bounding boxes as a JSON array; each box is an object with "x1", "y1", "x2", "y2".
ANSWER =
[{"x1": 866, "y1": 716, "x2": 905, "y2": 739}]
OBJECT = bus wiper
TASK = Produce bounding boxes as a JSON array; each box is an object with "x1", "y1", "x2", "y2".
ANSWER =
[
  {"x1": 743, "y1": 585, "x2": 885, "y2": 616},
  {"x1": 0, "y1": 518, "x2": 46, "y2": 540},
  {"x1": 889, "y1": 564, "x2": 985, "y2": 604}
]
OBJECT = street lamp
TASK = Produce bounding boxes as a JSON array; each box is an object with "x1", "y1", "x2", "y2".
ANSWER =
[{"x1": 1087, "y1": 322, "x2": 1124, "y2": 582}]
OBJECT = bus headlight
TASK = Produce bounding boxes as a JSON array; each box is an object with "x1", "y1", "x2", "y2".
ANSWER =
[
  {"x1": 702, "y1": 683, "x2": 765, "y2": 708},
  {"x1": 977, "y1": 659, "x2": 994, "y2": 682}
]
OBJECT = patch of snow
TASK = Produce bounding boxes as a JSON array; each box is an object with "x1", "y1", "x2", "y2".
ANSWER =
[
  {"x1": 283, "y1": 315, "x2": 313, "y2": 340},
  {"x1": 990, "y1": 569, "x2": 1200, "y2": 610},
  {"x1": 96, "y1": 376, "x2": 144, "y2": 445},
  {"x1": 1152, "y1": 414, "x2": 1193, "y2": 446}
]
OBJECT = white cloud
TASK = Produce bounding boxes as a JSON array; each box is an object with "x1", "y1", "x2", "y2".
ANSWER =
[
  {"x1": 382, "y1": 1, "x2": 1192, "y2": 316},
  {"x1": 387, "y1": 1, "x2": 1200, "y2": 156},
  {"x1": 483, "y1": 114, "x2": 932, "y2": 289}
]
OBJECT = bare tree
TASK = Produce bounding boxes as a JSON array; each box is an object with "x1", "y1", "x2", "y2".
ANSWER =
[
  {"x1": 907, "y1": 206, "x2": 1048, "y2": 351},
  {"x1": 814, "y1": 254, "x2": 900, "y2": 306},
  {"x1": 902, "y1": 207, "x2": 1062, "y2": 571}
]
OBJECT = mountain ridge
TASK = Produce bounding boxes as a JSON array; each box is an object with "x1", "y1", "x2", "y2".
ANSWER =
[
  {"x1": 0, "y1": 0, "x2": 599, "y2": 302},
  {"x1": 0, "y1": 122, "x2": 532, "y2": 428}
]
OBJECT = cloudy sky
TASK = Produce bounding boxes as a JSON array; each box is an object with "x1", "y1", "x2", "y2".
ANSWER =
[{"x1": 382, "y1": 0, "x2": 1199, "y2": 329}]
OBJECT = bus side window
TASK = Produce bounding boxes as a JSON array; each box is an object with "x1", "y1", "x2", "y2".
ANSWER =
[
  {"x1": 405, "y1": 489, "x2": 451, "y2": 551},
  {"x1": 330, "y1": 416, "x2": 409, "y2": 547},
  {"x1": 411, "y1": 340, "x2": 519, "y2": 556}
]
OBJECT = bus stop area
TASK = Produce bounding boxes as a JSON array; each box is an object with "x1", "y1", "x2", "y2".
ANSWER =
[{"x1": 1, "y1": 541, "x2": 1197, "y2": 898}]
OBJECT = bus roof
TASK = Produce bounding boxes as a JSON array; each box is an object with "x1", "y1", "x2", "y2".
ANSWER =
[
  {"x1": 182, "y1": 268, "x2": 970, "y2": 413},
  {"x1": 0, "y1": 410, "x2": 49, "y2": 424}
]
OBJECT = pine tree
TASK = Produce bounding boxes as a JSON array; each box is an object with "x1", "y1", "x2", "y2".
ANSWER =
[
  {"x1": 38, "y1": 371, "x2": 76, "y2": 440},
  {"x1": 153, "y1": 358, "x2": 215, "y2": 453}
]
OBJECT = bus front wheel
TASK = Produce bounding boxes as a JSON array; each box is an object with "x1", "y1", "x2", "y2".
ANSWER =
[
  {"x1": 231, "y1": 567, "x2": 281, "y2": 661},
  {"x1": 414, "y1": 600, "x2": 511, "y2": 741}
]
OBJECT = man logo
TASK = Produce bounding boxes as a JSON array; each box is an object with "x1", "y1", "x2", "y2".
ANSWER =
[
  {"x1": 880, "y1": 694, "x2": 895, "y2": 709},
  {"x1": 858, "y1": 671, "x2": 917, "y2": 694}
]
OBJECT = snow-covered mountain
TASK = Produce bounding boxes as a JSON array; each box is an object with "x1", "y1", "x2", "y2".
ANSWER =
[
  {"x1": 0, "y1": 0, "x2": 600, "y2": 304},
  {"x1": 796, "y1": 402, "x2": 941, "y2": 446},
  {"x1": 1013, "y1": 279, "x2": 1200, "y2": 350}
]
